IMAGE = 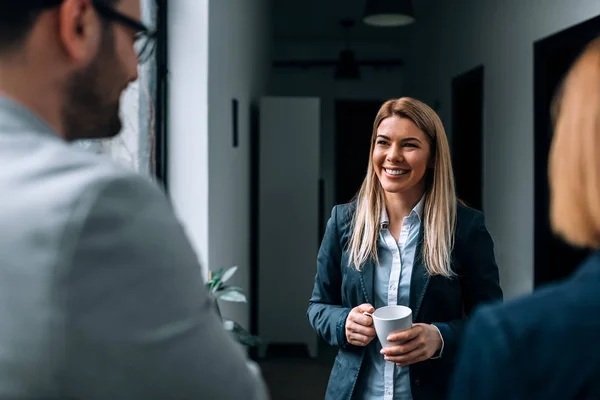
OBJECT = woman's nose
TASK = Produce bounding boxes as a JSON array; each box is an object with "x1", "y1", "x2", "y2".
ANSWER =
[{"x1": 386, "y1": 145, "x2": 403, "y2": 162}]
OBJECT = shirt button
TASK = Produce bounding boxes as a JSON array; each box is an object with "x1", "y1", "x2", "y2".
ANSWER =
[
  {"x1": 391, "y1": 284, "x2": 397, "y2": 291},
  {"x1": 386, "y1": 389, "x2": 393, "y2": 395}
]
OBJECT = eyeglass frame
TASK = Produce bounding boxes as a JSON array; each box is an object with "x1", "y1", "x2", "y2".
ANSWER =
[{"x1": 41, "y1": 0, "x2": 157, "y2": 63}]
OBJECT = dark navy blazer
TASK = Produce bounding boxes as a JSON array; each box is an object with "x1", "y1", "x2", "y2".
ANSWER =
[
  {"x1": 449, "y1": 251, "x2": 600, "y2": 400},
  {"x1": 307, "y1": 202, "x2": 503, "y2": 400}
]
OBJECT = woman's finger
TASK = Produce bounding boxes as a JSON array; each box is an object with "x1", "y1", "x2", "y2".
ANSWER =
[
  {"x1": 357, "y1": 303, "x2": 375, "y2": 314},
  {"x1": 387, "y1": 325, "x2": 421, "y2": 343},
  {"x1": 381, "y1": 337, "x2": 423, "y2": 357},
  {"x1": 384, "y1": 346, "x2": 426, "y2": 365},
  {"x1": 348, "y1": 312, "x2": 373, "y2": 327},
  {"x1": 348, "y1": 333, "x2": 371, "y2": 346},
  {"x1": 348, "y1": 322, "x2": 376, "y2": 337}
]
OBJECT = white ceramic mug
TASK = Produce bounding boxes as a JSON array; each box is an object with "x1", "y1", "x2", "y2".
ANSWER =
[{"x1": 363, "y1": 305, "x2": 413, "y2": 348}]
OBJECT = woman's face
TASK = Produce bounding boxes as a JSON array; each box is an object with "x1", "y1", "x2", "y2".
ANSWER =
[{"x1": 372, "y1": 116, "x2": 432, "y2": 197}]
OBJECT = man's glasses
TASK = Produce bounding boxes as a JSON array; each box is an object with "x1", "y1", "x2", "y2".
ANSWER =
[
  {"x1": 42, "y1": 0, "x2": 156, "y2": 63},
  {"x1": 93, "y1": 1, "x2": 156, "y2": 63}
]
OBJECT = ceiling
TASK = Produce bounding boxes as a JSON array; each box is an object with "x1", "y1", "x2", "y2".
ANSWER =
[{"x1": 272, "y1": 0, "x2": 435, "y2": 43}]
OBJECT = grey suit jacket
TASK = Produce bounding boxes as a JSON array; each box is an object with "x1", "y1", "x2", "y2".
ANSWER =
[{"x1": 0, "y1": 97, "x2": 267, "y2": 399}]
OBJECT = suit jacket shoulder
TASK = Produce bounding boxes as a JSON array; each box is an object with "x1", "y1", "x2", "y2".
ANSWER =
[
  {"x1": 456, "y1": 202, "x2": 486, "y2": 238},
  {"x1": 332, "y1": 201, "x2": 357, "y2": 241},
  {"x1": 333, "y1": 202, "x2": 356, "y2": 222},
  {"x1": 450, "y1": 252, "x2": 600, "y2": 400}
]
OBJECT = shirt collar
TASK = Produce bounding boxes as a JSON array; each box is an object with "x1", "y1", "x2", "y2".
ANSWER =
[
  {"x1": 0, "y1": 96, "x2": 58, "y2": 138},
  {"x1": 380, "y1": 194, "x2": 426, "y2": 229}
]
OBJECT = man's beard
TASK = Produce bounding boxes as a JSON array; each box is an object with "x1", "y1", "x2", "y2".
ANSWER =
[{"x1": 62, "y1": 28, "x2": 123, "y2": 141}]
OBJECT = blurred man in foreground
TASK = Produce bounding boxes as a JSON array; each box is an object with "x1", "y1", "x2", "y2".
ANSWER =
[{"x1": 0, "y1": 1, "x2": 267, "y2": 398}]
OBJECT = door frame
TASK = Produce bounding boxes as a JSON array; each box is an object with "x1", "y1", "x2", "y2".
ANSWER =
[
  {"x1": 533, "y1": 15, "x2": 600, "y2": 287},
  {"x1": 451, "y1": 65, "x2": 484, "y2": 212}
]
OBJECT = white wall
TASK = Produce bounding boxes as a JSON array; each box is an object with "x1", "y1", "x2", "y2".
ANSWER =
[
  {"x1": 168, "y1": 0, "x2": 210, "y2": 271},
  {"x1": 404, "y1": 0, "x2": 600, "y2": 298},
  {"x1": 207, "y1": 0, "x2": 271, "y2": 330},
  {"x1": 168, "y1": 0, "x2": 270, "y2": 332},
  {"x1": 269, "y1": 41, "x2": 405, "y2": 219}
]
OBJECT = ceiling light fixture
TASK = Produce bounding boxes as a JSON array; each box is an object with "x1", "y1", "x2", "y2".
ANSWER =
[{"x1": 363, "y1": 0, "x2": 415, "y2": 27}]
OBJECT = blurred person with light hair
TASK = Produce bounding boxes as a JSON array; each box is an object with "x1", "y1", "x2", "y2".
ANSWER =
[{"x1": 449, "y1": 37, "x2": 600, "y2": 400}]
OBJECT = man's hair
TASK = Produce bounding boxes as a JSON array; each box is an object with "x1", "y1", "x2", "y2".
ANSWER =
[{"x1": 0, "y1": 1, "x2": 118, "y2": 55}]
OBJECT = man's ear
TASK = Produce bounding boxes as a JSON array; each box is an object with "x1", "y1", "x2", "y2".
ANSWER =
[{"x1": 57, "y1": 0, "x2": 98, "y2": 64}]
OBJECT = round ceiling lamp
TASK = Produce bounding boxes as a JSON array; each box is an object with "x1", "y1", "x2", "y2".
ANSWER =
[{"x1": 363, "y1": 0, "x2": 415, "y2": 27}]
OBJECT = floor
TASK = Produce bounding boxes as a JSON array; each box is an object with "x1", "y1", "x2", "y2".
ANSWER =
[{"x1": 257, "y1": 342, "x2": 337, "y2": 400}]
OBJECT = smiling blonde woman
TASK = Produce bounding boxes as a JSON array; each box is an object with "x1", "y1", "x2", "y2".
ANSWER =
[{"x1": 307, "y1": 97, "x2": 503, "y2": 400}]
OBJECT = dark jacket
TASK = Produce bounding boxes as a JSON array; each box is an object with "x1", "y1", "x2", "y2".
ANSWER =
[
  {"x1": 307, "y1": 202, "x2": 503, "y2": 400},
  {"x1": 449, "y1": 250, "x2": 600, "y2": 400}
]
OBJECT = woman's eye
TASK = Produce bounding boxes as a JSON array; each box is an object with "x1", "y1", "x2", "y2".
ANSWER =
[
  {"x1": 376, "y1": 140, "x2": 388, "y2": 146},
  {"x1": 404, "y1": 143, "x2": 418, "y2": 148}
]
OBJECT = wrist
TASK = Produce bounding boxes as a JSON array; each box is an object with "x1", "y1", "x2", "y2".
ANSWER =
[
  {"x1": 429, "y1": 323, "x2": 445, "y2": 358},
  {"x1": 431, "y1": 325, "x2": 442, "y2": 350}
]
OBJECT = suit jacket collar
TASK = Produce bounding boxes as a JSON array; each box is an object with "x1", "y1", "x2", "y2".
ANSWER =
[
  {"x1": 574, "y1": 250, "x2": 600, "y2": 282},
  {"x1": 409, "y1": 226, "x2": 429, "y2": 320},
  {"x1": 359, "y1": 259, "x2": 375, "y2": 305}
]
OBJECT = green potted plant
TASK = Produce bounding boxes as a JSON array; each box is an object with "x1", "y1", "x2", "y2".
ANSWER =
[{"x1": 206, "y1": 266, "x2": 262, "y2": 347}]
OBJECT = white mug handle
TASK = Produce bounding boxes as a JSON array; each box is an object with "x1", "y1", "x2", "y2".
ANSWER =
[{"x1": 362, "y1": 311, "x2": 373, "y2": 318}]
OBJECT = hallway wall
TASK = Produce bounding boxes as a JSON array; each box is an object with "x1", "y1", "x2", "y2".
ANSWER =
[
  {"x1": 168, "y1": 0, "x2": 271, "y2": 331},
  {"x1": 404, "y1": 0, "x2": 600, "y2": 298},
  {"x1": 168, "y1": 0, "x2": 210, "y2": 270},
  {"x1": 206, "y1": 0, "x2": 271, "y2": 334}
]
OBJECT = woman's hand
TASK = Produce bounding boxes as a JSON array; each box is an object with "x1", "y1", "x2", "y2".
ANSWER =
[
  {"x1": 345, "y1": 304, "x2": 377, "y2": 346},
  {"x1": 380, "y1": 323, "x2": 442, "y2": 366}
]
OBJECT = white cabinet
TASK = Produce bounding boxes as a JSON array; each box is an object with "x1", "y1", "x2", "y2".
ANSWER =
[{"x1": 257, "y1": 96, "x2": 320, "y2": 358}]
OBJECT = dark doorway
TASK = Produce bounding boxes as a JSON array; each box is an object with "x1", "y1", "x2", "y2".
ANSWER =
[
  {"x1": 335, "y1": 100, "x2": 382, "y2": 205},
  {"x1": 248, "y1": 102, "x2": 260, "y2": 360},
  {"x1": 533, "y1": 16, "x2": 600, "y2": 287},
  {"x1": 154, "y1": 0, "x2": 168, "y2": 191},
  {"x1": 451, "y1": 66, "x2": 484, "y2": 211}
]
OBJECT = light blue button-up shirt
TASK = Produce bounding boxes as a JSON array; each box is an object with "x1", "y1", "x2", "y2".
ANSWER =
[{"x1": 354, "y1": 197, "x2": 424, "y2": 400}]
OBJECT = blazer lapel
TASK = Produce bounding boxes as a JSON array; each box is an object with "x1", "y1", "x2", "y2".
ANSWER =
[
  {"x1": 359, "y1": 259, "x2": 375, "y2": 305},
  {"x1": 409, "y1": 227, "x2": 430, "y2": 320}
]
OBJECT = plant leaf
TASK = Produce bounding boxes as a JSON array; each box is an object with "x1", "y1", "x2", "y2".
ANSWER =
[
  {"x1": 234, "y1": 331, "x2": 262, "y2": 347},
  {"x1": 223, "y1": 319, "x2": 262, "y2": 347},
  {"x1": 206, "y1": 280, "x2": 223, "y2": 294},
  {"x1": 218, "y1": 285, "x2": 245, "y2": 293},
  {"x1": 206, "y1": 280, "x2": 218, "y2": 291},
  {"x1": 206, "y1": 268, "x2": 224, "y2": 291},
  {"x1": 219, "y1": 290, "x2": 247, "y2": 302},
  {"x1": 209, "y1": 268, "x2": 224, "y2": 282},
  {"x1": 220, "y1": 266, "x2": 238, "y2": 283}
]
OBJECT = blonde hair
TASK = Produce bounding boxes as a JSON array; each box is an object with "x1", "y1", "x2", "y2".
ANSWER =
[
  {"x1": 347, "y1": 97, "x2": 457, "y2": 277},
  {"x1": 550, "y1": 38, "x2": 600, "y2": 249}
]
